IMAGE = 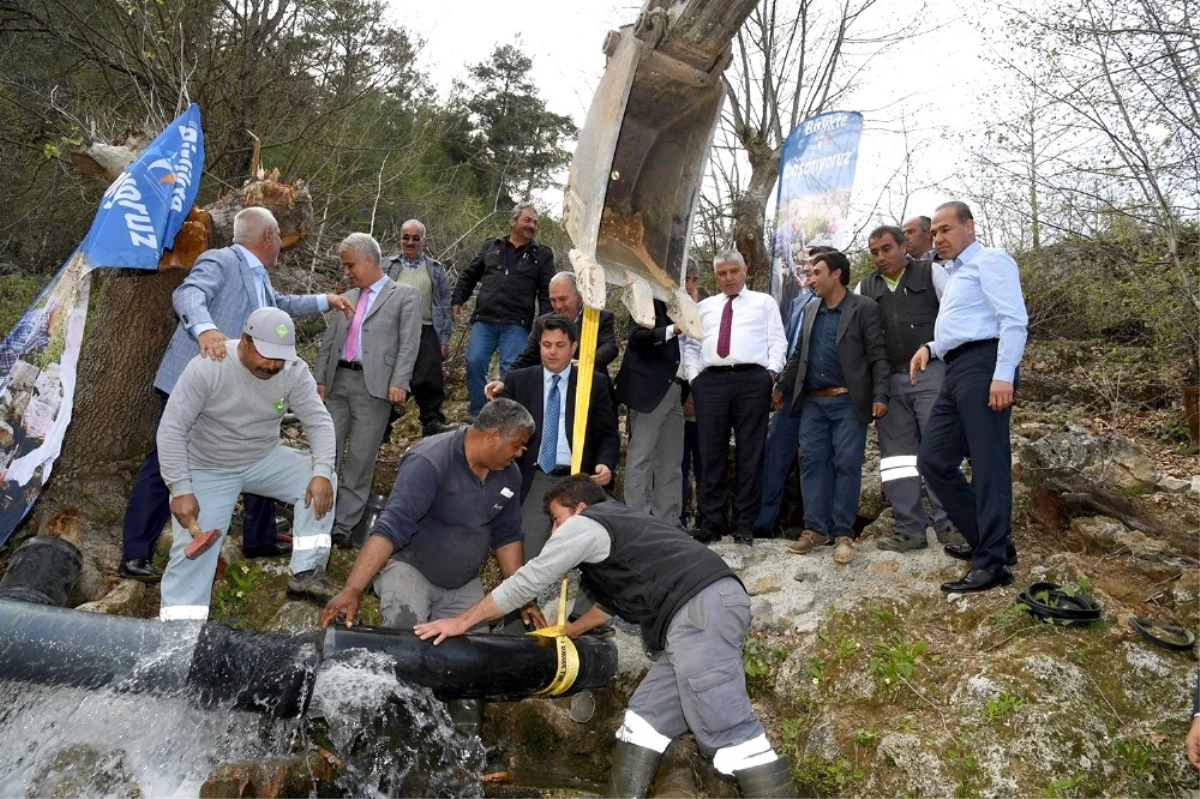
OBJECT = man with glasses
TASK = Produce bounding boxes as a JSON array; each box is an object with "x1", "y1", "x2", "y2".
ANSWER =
[{"x1": 385, "y1": 219, "x2": 454, "y2": 437}]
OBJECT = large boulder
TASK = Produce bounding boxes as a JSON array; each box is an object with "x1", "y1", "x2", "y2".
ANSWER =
[{"x1": 1018, "y1": 425, "x2": 1157, "y2": 494}]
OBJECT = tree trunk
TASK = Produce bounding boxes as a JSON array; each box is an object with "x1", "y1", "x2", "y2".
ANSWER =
[{"x1": 732, "y1": 141, "x2": 781, "y2": 283}]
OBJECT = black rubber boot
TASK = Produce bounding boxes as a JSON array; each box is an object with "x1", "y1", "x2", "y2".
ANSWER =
[
  {"x1": 604, "y1": 740, "x2": 662, "y2": 798},
  {"x1": 735, "y1": 757, "x2": 796, "y2": 798},
  {"x1": 444, "y1": 699, "x2": 483, "y2": 737}
]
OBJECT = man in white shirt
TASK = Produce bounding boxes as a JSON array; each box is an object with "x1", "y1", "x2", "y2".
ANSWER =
[{"x1": 681, "y1": 251, "x2": 787, "y2": 545}]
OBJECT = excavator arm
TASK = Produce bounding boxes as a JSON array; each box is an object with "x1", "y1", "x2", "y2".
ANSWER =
[{"x1": 563, "y1": 0, "x2": 760, "y2": 336}]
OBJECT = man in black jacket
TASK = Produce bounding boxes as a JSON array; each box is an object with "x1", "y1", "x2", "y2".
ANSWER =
[
  {"x1": 616, "y1": 298, "x2": 683, "y2": 522},
  {"x1": 505, "y1": 271, "x2": 618, "y2": 376},
  {"x1": 413, "y1": 476, "x2": 795, "y2": 799},
  {"x1": 453, "y1": 203, "x2": 556, "y2": 416},
  {"x1": 774, "y1": 250, "x2": 890, "y2": 565}
]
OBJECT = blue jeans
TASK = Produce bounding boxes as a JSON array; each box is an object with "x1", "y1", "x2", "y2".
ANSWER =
[
  {"x1": 754, "y1": 410, "x2": 803, "y2": 530},
  {"x1": 799, "y1": 394, "x2": 867, "y2": 538},
  {"x1": 466, "y1": 321, "x2": 528, "y2": 414}
]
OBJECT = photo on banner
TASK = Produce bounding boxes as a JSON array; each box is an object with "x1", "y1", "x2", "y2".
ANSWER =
[
  {"x1": 769, "y1": 111, "x2": 864, "y2": 327},
  {"x1": 0, "y1": 104, "x2": 204, "y2": 545}
]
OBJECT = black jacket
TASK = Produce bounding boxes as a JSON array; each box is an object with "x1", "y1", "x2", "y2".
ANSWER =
[
  {"x1": 614, "y1": 299, "x2": 680, "y2": 413},
  {"x1": 499, "y1": 365, "x2": 621, "y2": 503},
  {"x1": 778, "y1": 292, "x2": 890, "y2": 425},
  {"x1": 507, "y1": 309, "x2": 619, "y2": 376},
  {"x1": 452, "y1": 237, "x2": 555, "y2": 328}
]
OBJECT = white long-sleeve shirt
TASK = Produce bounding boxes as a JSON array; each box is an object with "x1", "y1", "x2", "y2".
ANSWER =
[{"x1": 681, "y1": 288, "x2": 787, "y2": 382}]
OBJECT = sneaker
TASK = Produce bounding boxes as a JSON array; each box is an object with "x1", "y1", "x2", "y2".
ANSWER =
[
  {"x1": 832, "y1": 537, "x2": 855, "y2": 564},
  {"x1": 787, "y1": 530, "x2": 830, "y2": 554},
  {"x1": 876, "y1": 534, "x2": 928, "y2": 553},
  {"x1": 287, "y1": 568, "x2": 340, "y2": 605},
  {"x1": 936, "y1": 528, "x2": 967, "y2": 547}
]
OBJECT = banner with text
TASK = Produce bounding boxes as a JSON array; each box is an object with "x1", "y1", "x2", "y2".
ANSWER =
[
  {"x1": 769, "y1": 111, "x2": 864, "y2": 321},
  {"x1": 0, "y1": 104, "x2": 203, "y2": 546}
]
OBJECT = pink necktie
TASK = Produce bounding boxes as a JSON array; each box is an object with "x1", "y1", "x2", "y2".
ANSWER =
[{"x1": 344, "y1": 289, "x2": 370, "y2": 361}]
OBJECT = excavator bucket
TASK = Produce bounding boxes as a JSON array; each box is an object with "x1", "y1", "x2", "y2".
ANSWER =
[{"x1": 563, "y1": 0, "x2": 756, "y2": 335}]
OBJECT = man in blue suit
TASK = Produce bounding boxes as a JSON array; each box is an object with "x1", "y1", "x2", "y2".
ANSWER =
[{"x1": 119, "y1": 207, "x2": 353, "y2": 580}]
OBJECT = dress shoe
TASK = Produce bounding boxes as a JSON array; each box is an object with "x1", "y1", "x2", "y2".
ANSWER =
[
  {"x1": 331, "y1": 530, "x2": 353, "y2": 549},
  {"x1": 877, "y1": 534, "x2": 928, "y2": 553},
  {"x1": 118, "y1": 558, "x2": 161, "y2": 582},
  {"x1": 787, "y1": 529, "x2": 830, "y2": 554},
  {"x1": 243, "y1": 540, "x2": 293, "y2": 558},
  {"x1": 943, "y1": 542, "x2": 1018, "y2": 566},
  {"x1": 941, "y1": 566, "x2": 1014, "y2": 593},
  {"x1": 832, "y1": 536, "x2": 855, "y2": 564},
  {"x1": 690, "y1": 525, "x2": 723, "y2": 544},
  {"x1": 422, "y1": 421, "x2": 456, "y2": 436},
  {"x1": 733, "y1": 524, "x2": 755, "y2": 546},
  {"x1": 287, "y1": 567, "x2": 340, "y2": 605}
]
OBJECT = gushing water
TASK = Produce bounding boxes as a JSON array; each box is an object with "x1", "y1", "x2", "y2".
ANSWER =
[{"x1": 0, "y1": 647, "x2": 483, "y2": 797}]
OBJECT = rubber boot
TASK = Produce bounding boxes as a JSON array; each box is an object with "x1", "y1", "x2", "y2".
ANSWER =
[
  {"x1": 734, "y1": 757, "x2": 796, "y2": 798},
  {"x1": 445, "y1": 699, "x2": 483, "y2": 737},
  {"x1": 604, "y1": 740, "x2": 662, "y2": 799}
]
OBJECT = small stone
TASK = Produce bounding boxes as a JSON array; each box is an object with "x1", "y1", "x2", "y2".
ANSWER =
[
  {"x1": 75, "y1": 580, "x2": 146, "y2": 616},
  {"x1": 868, "y1": 560, "x2": 900, "y2": 576},
  {"x1": 747, "y1": 574, "x2": 782, "y2": 595},
  {"x1": 1156, "y1": 475, "x2": 1190, "y2": 493},
  {"x1": 946, "y1": 592, "x2": 963, "y2": 603},
  {"x1": 720, "y1": 552, "x2": 746, "y2": 572},
  {"x1": 1192, "y1": 476, "x2": 1200, "y2": 494},
  {"x1": 750, "y1": 598, "x2": 777, "y2": 631}
]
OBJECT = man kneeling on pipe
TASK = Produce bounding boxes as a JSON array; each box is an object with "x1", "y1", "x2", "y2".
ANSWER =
[
  {"x1": 413, "y1": 475, "x2": 796, "y2": 798},
  {"x1": 320, "y1": 398, "x2": 547, "y2": 735},
  {"x1": 158, "y1": 308, "x2": 339, "y2": 620}
]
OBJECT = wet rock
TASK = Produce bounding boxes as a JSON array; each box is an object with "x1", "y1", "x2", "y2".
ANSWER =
[
  {"x1": 1066, "y1": 516, "x2": 1171, "y2": 559},
  {"x1": 27, "y1": 744, "x2": 142, "y2": 799},
  {"x1": 199, "y1": 753, "x2": 336, "y2": 799},
  {"x1": 75, "y1": 579, "x2": 145, "y2": 616}
]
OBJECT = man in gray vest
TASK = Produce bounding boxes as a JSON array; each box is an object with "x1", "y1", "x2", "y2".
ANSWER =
[
  {"x1": 411, "y1": 476, "x2": 795, "y2": 799},
  {"x1": 384, "y1": 219, "x2": 455, "y2": 436},
  {"x1": 855, "y1": 226, "x2": 963, "y2": 552}
]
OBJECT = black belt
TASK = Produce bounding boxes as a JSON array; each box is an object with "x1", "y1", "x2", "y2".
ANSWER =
[
  {"x1": 706, "y1": 363, "x2": 764, "y2": 374},
  {"x1": 538, "y1": 465, "x2": 572, "y2": 477},
  {"x1": 944, "y1": 338, "x2": 998, "y2": 364},
  {"x1": 337, "y1": 360, "x2": 363, "y2": 371}
]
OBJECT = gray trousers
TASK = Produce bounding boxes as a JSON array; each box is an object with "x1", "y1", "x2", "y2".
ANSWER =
[
  {"x1": 627, "y1": 577, "x2": 764, "y2": 755},
  {"x1": 875, "y1": 360, "x2": 953, "y2": 537},
  {"x1": 325, "y1": 366, "x2": 393, "y2": 539},
  {"x1": 624, "y1": 382, "x2": 684, "y2": 523},
  {"x1": 503, "y1": 470, "x2": 589, "y2": 633},
  {"x1": 374, "y1": 559, "x2": 487, "y2": 632}
]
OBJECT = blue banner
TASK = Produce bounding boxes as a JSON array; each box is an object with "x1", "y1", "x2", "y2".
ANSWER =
[
  {"x1": 769, "y1": 111, "x2": 864, "y2": 319},
  {"x1": 0, "y1": 105, "x2": 204, "y2": 546}
]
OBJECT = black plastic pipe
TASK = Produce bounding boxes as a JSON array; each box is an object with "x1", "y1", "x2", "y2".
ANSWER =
[
  {"x1": 323, "y1": 624, "x2": 619, "y2": 700},
  {"x1": 0, "y1": 535, "x2": 81, "y2": 606}
]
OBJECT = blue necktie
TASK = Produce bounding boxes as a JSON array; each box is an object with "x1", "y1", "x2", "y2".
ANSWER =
[{"x1": 539, "y1": 374, "x2": 561, "y2": 473}]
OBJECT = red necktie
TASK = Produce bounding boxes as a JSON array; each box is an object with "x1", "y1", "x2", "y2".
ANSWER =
[{"x1": 716, "y1": 294, "x2": 736, "y2": 358}]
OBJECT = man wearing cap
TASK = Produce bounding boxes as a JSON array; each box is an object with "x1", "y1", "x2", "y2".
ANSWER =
[
  {"x1": 157, "y1": 307, "x2": 339, "y2": 620},
  {"x1": 316, "y1": 233, "x2": 422, "y2": 548},
  {"x1": 119, "y1": 207, "x2": 353, "y2": 581}
]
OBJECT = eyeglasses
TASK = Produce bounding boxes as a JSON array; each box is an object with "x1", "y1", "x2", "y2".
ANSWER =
[{"x1": 401, "y1": 235, "x2": 422, "y2": 242}]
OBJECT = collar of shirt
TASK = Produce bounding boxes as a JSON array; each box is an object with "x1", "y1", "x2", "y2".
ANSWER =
[
  {"x1": 399, "y1": 253, "x2": 425, "y2": 269},
  {"x1": 818, "y1": 292, "x2": 849, "y2": 314},
  {"x1": 952, "y1": 241, "x2": 982, "y2": 270},
  {"x1": 544, "y1": 363, "x2": 572, "y2": 390},
  {"x1": 363, "y1": 274, "x2": 390, "y2": 298},
  {"x1": 233, "y1": 243, "x2": 265, "y2": 272}
]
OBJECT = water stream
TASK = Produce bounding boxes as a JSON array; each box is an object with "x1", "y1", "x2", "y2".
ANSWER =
[{"x1": 0, "y1": 647, "x2": 484, "y2": 798}]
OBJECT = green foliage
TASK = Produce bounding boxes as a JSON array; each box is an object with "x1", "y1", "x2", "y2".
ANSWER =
[
  {"x1": 984, "y1": 691, "x2": 1024, "y2": 722},
  {"x1": 807, "y1": 655, "x2": 826, "y2": 685},
  {"x1": 851, "y1": 724, "x2": 876, "y2": 746},
  {"x1": 1111, "y1": 735, "x2": 1186, "y2": 798},
  {"x1": 946, "y1": 747, "x2": 980, "y2": 799},
  {"x1": 790, "y1": 756, "x2": 863, "y2": 797},
  {"x1": 212, "y1": 561, "x2": 264, "y2": 628},
  {"x1": 742, "y1": 638, "x2": 788, "y2": 683},
  {"x1": 868, "y1": 634, "x2": 928, "y2": 689},
  {"x1": 1045, "y1": 771, "x2": 1084, "y2": 798}
]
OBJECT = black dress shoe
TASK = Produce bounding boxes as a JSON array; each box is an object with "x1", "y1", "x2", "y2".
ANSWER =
[
  {"x1": 243, "y1": 541, "x2": 293, "y2": 558},
  {"x1": 733, "y1": 525, "x2": 755, "y2": 546},
  {"x1": 118, "y1": 558, "x2": 161, "y2": 582},
  {"x1": 422, "y1": 422, "x2": 456, "y2": 436},
  {"x1": 941, "y1": 567, "x2": 1014, "y2": 593},
  {"x1": 943, "y1": 542, "x2": 1019, "y2": 566},
  {"x1": 689, "y1": 526, "x2": 723, "y2": 544}
]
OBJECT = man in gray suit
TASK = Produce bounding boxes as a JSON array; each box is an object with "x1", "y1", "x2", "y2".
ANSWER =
[
  {"x1": 774, "y1": 250, "x2": 890, "y2": 565},
  {"x1": 119, "y1": 207, "x2": 353, "y2": 580},
  {"x1": 316, "y1": 233, "x2": 422, "y2": 548}
]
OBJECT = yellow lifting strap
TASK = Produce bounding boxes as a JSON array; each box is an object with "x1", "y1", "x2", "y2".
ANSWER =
[{"x1": 525, "y1": 307, "x2": 601, "y2": 697}]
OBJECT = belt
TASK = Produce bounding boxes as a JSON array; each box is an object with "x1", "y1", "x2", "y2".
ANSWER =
[
  {"x1": 706, "y1": 363, "x2": 764, "y2": 374},
  {"x1": 337, "y1": 359, "x2": 364, "y2": 371},
  {"x1": 944, "y1": 338, "x2": 998, "y2": 364},
  {"x1": 807, "y1": 386, "x2": 849, "y2": 397},
  {"x1": 539, "y1": 465, "x2": 572, "y2": 477}
]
